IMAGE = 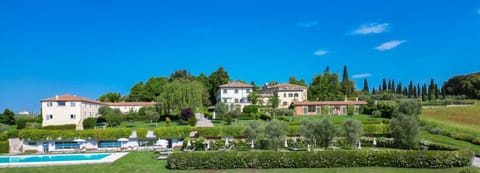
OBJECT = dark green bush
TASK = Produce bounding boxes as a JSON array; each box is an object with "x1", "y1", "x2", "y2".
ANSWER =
[
  {"x1": 82, "y1": 118, "x2": 97, "y2": 129},
  {"x1": 136, "y1": 128, "x2": 148, "y2": 139},
  {"x1": 15, "y1": 116, "x2": 42, "y2": 129},
  {"x1": 0, "y1": 133, "x2": 7, "y2": 141},
  {"x1": 42, "y1": 124, "x2": 76, "y2": 130},
  {"x1": 167, "y1": 150, "x2": 473, "y2": 169},
  {"x1": 243, "y1": 105, "x2": 259, "y2": 114},
  {"x1": 0, "y1": 141, "x2": 8, "y2": 153},
  {"x1": 18, "y1": 128, "x2": 132, "y2": 141}
]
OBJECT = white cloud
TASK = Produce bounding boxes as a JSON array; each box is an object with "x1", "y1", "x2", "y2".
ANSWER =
[
  {"x1": 374, "y1": 40, "x2": 406, "y2": 51},
  {"x1": 297, "y1": 21, "x2": 318, "y2": 28},
  {"x1": 313, "y1": 49, "x2": 328, "y2": 56},
  {"x1": 352, "y1": 73, "x2": 372, "y2": 79},
  {"x1": 352, "y1": 23, "x2": 390, "y2": 35}
]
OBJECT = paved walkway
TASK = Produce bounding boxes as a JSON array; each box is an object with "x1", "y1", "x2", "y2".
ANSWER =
[
  {"x1": 195, "y1": 113, "x2": 214, "y2": 127},
  {"x1": 473, "y1": 156, "x2": 480, "y2": 167}
]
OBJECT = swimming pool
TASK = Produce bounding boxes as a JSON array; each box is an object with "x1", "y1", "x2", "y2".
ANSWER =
[{"x1": 0, "y1": 153, "x2": 110, "y2": 163}]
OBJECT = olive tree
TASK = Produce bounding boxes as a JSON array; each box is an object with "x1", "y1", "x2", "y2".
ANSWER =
[
  {"x1": 242, "y1": 120, "x2": 263, "y2": 149},
  {"x1": 315, "y1": 117, "x2": 338, "y2": 149},
  {"x1": 265, "y1": 119, "x2": 288, "y2": 151},
  {"x1": 343, "y1": 118, "x2": 362, "y2": 149}
]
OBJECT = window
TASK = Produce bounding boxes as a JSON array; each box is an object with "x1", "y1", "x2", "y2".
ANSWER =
[
  {"x1": 283, "y1": 101, "x2": 287, "y2": 106},
  {"x1": 223, "y1": 89, "x2": 227, "y2": 94},
  {"x1": 303, "y1": 108, "x2": 308, "y2": 115},
  {"x1": 55, "y1": 142, "x2": 80, "y2": 149},
  {"x1": 308, "y1": 105, "x2": 316, "y2": 112},
  {"x1": 58, "y1": 102, "x2": 66, "y2": 106},
  {"x1": 27, "y1": 142, "x2": 36, "y2": 146},
  {"x1": 316, "y1": 108, "x2": 321, "y2": 114},
  {"x1": 46, "y1": 114, "x2": 53, "y2": 120},
  {"x1": 47, "y1": 102, "x2": 53, "y2": 107},
  {"x1": 234, "y1": 98, "x2": 239, "y2": 103},
  {"x1": 70, "y1": 102, "x2": 76, "y2": 107},
  {"x1": 234, "y1": 89, "x2": 239, "y2": 93},
  {"x1": 294, "y1": 93, "x2": 299, "y2": 97},
  {"x1": 288, "y1": 93, "x2": 293, "y2": 97},
  {"x1": 355, "y1": 107, "x2": 359, "y2": 114},
  {"x1": 283, "y1": 93, "x2": 286, "y2": 97},
  {"x1": 99, "y1": 141, "x2": 121, "y2": 148},
  {"x1": 342, "y1": 107, "x2": 347, "y2": 115},
  {"x1": 70, "y1": 114, "x2": 76, "y2": 119}
]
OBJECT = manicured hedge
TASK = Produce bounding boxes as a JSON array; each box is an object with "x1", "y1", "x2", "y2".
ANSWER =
[
  {"x1": 167, "y1": 150, "x2": 473, "y2": 169},
  {"x1": 136, "y1": 128, "x2": 148, "y2": 139},
  {"x1": 0, "y1": 133, "x2": 8, "y2": 141},
  {"x1": 42, "y1": 124, "x2": 77, "y2": 130},
  {"x1": 0, "y1": 141, "x2": 8, "y2": 153},
  {"x1": 153, "y1": 126, "x2": 244, "y2": 138},
  {"x1": 18, "y1": 128, "x2": 132, "y2": 141}
]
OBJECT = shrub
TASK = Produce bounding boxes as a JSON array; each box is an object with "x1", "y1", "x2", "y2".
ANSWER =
[
  {"x1": 181, "y1": 108, "x2": 194, "y2": 121},
  {"x1": 0, "y1": 123, "x2": 8, "y2": 133},
  {"x1": 165, "y1": 117, "x2": 171, "y2": 127},
  {"x1": 258, "y1": 112, "x2": 271, "y2": 121},
  {"x1": 472, "y1": 137, "x2": 480, "y2": 145},
  {"x1": 188, "y1": 117, "x2": 197, "y2": 127},
  {"x1": 321, "y1": 105, "x2": 329, "y2": 115},
  {"x1": 372, "y1": 110, "x2": 382, "y2": 118},
  {"x1": 0, "y1": 133, "x2": 7, "y2": 141},
  {"x1": 225, "y1": 116, "x2": 232, "y2": 125},
  {"x1": 42, "y1": 124, "x2": 76, "y2": 130},
  {"x1": 167, "y1": 150, "x2": 473, "y2": 169},
  {"x1": 136, "y1": 128, "x2": 148, "y2": 139},
  {"x1": 347, "y1": 105, "x2": 354, "y2": 116},
  {"x1": 274, "y1": 109, "x2": 294, "y2": 116},
  {"x1": 15, "y1": 116, "x2": 42, "y2": 129},
  {"x1": 82, "y1": 118, "x2": 97, "y2": 129},
  {"x1": 243, "y1": 105, "x2": 259, "y2": 114},
  {"x1": 0, "y1": 141, "x2": 8, "y2": 153},
  {"x1": 452, "y1": 133, "x2": 473, "y2": 142}
]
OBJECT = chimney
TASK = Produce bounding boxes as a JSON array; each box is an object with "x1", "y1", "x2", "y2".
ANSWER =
[
  {"x1": 344, "y1": 95, "x2": 348, "y2": 102},
  {"x1": 55, "y1": 95, "x2": 59, "y2": 100},
  {"x1": 356, "y1": 97, "x2": 359, "y2": 101}
]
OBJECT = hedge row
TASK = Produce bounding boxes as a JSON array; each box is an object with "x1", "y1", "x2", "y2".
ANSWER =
[
  {"x1": 154, "y1": 124, "x2": 388, "y2": 139},
  {"x1": 42, "y1": 124, "x2": 77, "y2": 130},
  {"x1": 136, "y1": 128, "x2": 148, "y2": 139},
  {"x1": 0, "y1": 141, "x2": 8, "y2": 153},
  {"x1": 154, "y1": 126, "x2": 244, "y2": 138},
  {"x1": 18, "y1": 128, "x2": 132, "y2": 141},
  {"x1": 167, "y1": 150, "x2": 473, "y2": 169}
]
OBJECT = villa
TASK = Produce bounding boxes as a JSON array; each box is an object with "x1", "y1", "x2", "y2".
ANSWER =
[
  {"x1": 257, "y1": 83, "x2": 308, "y2": 108},
  {"x1": 216, "y1": 81, "x2": 254, "y2": 111},
  {"x1": 41, "y1": 94, "x2": 156, "y2": 130},
  {"x1": 293, "y1": 98, "x2": 367, "y2": 115}
]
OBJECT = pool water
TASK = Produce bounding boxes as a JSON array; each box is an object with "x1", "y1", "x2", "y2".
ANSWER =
[{"x1": 0, "y1": 153, "x2": 110, "y2": 163}]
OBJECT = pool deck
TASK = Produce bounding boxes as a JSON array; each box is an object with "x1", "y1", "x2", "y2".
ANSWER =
[{"x1": 0, "y1": 152, "x2": 129, "y2": 168}]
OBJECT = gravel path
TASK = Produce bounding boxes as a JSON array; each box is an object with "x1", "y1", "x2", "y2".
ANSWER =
[
  {"x1": 473, "y1": 157, "x2": 480, "y2": 167},
  {"x1": 195, "y1": 113, "x2": 214, "y2": 127}
]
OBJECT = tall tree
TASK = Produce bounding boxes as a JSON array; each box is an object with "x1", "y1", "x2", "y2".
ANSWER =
[
  {"x1": 158, "y1": 80, "x2": 209, "y2": 115},
  {"x1": 243, "y1": 120, "x2": 264, "y2": 148},
  {"x1": 387, "y1": 79, "x2": 392, "y2": 93},
  {"x1": 128, "y1": 82, "x2": 146, "y2": 101},
  {"x1": 396, "y1": 82, "x2": 402, "y2": 94},
  {"x1": 428, "y1": 79, "x2": 435, "y2": 101},
  {"x1": 362, "y1": 78, "x2": 369, "y2": 93},
  {"x1": 169, "y1": 69, "x2": 192, "y2": 81},
  {"x1": 417, "y1": 83, "x2": 421, "y2": 97},
  {"x1": 143, "y1": 77, "x2": 169, "y2": 101},
  {"x1": 247, "y1": 91, "x2": 260, "y2": 105},
  {"x1": 288, "y1": 76, "x2": 307, "y2": 86},
  {"x1": 0, "y1": 109, "x2": 15, "y2": 125},
  {"x1": 316, "y1": 118, "x2": 338, "y2": 149},
  {"x1": 441, "y1": 82, "x2": 447, "y2": 99},
  {"x1": 413, "y1": 84, "x2": 417, "y2": 98},
  {"x1": 408, "y1": 81, "x2": 414, "y2": 98},
  {"x1": 309, "y1": 69, "x2": 342, "y2": 101},
  {"x1": 208, "y1": 67, "x2": 231, "y2": 105},
  {"x1": 265, "y1": 120, "x2": 288, "y2": 151},
  {"x1": 98, "y1": 92, "x2": 122, "y2": 102},
  {"x1": 382, "y1": 78, "x2": 387, "y2": 92},
  {"x1": 421, "y1": 84, "x2": 427, "y2": 101},
  {"x1": 341, "y1": 65, "x2": 355, "y2": 97}
]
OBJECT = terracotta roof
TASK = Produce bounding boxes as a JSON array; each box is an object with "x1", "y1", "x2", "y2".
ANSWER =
[
  {"x1": 105, "y1": 102, "x2": 157, "y2": 106},
  {"x1": 274, "y1": 83, "x2": 307, "y2": 90},
  {"x1": 41, "y1": 94, "x2": 157, "y2": 106},
  {"x1": 41, "y1": 94, "x2": 104, "y2": 105},
  {"x1": 219, "y1": 81, "x2": 253, "y2": 88},
  {"x1": 293, "y1": 101, "x2": 367, "y2": 106}
]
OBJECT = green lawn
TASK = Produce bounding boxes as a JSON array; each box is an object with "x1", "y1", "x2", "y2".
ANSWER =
[
  {"x1": 0, "y1": 152, "x2": 473, "y2": 173},
  {"x1": 420, "y1": 131, "x2": 480, "y2": 155},
  {"x1": 421, "y1": 102, "x2": 480, "y2": 136}
]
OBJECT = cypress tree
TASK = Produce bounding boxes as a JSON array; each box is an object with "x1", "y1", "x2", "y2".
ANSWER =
[
  {"x1": 396, "y1": 82, "x2": 402, "y2": 94},
  {"x1": 441, "y1": 82, "x2": 447, "y2": 99},
  {"x1": 417, "y1": 83, "x2": 421, "y2": 97},
  {"x1": 387, "y1": 79, "x2": 392, "y2": 93},
  {"x1": 382, "y1": 78, "x2": 387, "y2": 92},
  {"x1": 422, "y1": 84, "x2": 427, "y2": 101},
  {"x1": 428, "y1": 79, "x2": 434, "y2": 101},
  {"x1": 408, "y1": 81, "x2": 414, "y2": 98},
  {"x1": 363, "y1": 78, "x2": 369, "y2": 93},
  {"x1": 413, "y1": 85, "x2": 417, "y2": 98},
  {"x1": 341, "y1": 65, "x2": 355, "y2": 97}
]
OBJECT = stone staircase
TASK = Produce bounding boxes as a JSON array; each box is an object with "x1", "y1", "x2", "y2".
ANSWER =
[
  {"x1": 195, "y1": 113, "x2": 214, "y2": 127},
  {"x1": 8, "y1": 138, "x2": 22, "y2": 154}
]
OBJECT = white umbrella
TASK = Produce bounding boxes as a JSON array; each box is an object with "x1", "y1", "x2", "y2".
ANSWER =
[
  {"x1": 73, "y1": 138, "x2": 86, "y2": 143},
  {"x1": 358, "y1": 141, "x2": 362, "y2": 149},
  {"x1": 187, "y1": 139, "x2": 191, "y2": 147},
  {"x1": 225, "y1": 139, "x2": 229, "y2": 147},
  {"x1": 251, "y1": 140, "x2": 254, "y2": 149},
  {"x1": 373, "y1": 138, "x2": 377, "y2": 146},
  {"x1": 117, "y1": 138, "x2": 129, "y2": 142},
  {"x1": 284, "y1": 139, "x2": 288, "y2": 148}
]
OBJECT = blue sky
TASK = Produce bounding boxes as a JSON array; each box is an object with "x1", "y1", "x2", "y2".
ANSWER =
[{"x1": 1, "y1": 0, "x2": 479, "y2": 113}]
